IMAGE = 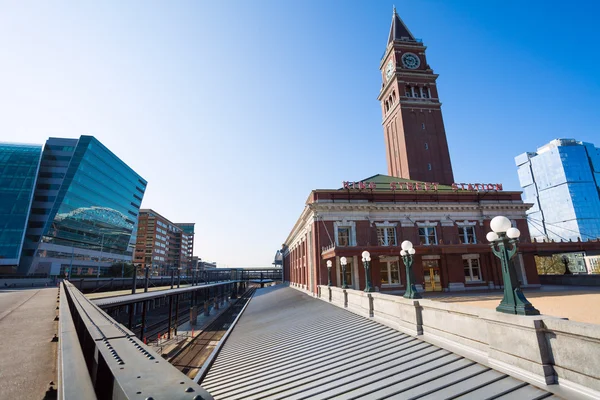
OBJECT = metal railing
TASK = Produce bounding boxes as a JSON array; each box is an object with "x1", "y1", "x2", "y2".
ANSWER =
[{"x1": 58, "y1": 281, "x2": 214, "y2": 399}]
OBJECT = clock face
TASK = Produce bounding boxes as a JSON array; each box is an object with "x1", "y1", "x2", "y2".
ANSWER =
[
  {"x1": 402, "y1": 53, "x2": 420, "y2": 69},
  {"x1": 385, "y1": 60, "x2": 394, "y2": 80}
]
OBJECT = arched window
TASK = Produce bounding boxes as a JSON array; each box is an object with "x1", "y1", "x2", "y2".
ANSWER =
[
  {"x1": 422, "y1": 87, "x2": 430, "y2": 99},
  {"x1": 392, "y1": 91, "x2": 396, "y2": 102},
  {"x1": 385, "y1": 101, "x2": 390, "y2": 111},
  {"x1": 405, "y1": 85, "x2": 412, "y2": 97}
]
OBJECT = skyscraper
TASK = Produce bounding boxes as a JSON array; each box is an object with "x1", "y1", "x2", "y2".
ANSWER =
[
  {"x1": 0, "y1": 143, "x2": 43, "y2": 273},
  {"x1": 134, "y1": 211, "x2": 195, "y2": 276},
  {"x1": 515, "y1": 139, "x2": 600, "y2": 242},
  {"x1": 379, "y1": 8, "x2": 454, "y2": 184},
  {"x1": 17, "y1": 136, "x2": 147, "y2": 276}
]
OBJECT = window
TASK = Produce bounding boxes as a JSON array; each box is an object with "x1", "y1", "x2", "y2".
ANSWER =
[
  {"x1": 458, "y1": 226, "x2": 477, "y2": 244},
  {"x1": 377, "y1": 227, "x2": 396, "y2": 246},
  {"x1": 427, "y1": 163, "x2": 432, "y2": 170},
  {"x1": 424, "y1": 143, "x2": 429, "y2": 150},
  {"x1": 421, "y1": 87, "x2": 430, "y2": 98},
  {"x1": 421, "y1": 122, "x2": 425, "y2": 130},
  {"x1": 412, "y1": 87, "x2": 420, "y2": 97},
  {"x1": 463, "y1": 257, "x2": 482, "y2": 282},
  {"x1": 405, "y1": 85, "x2": 412, "y2": 97},
  {"x1": 337, "y1": 227, "x2": 351, "y2": 247},
  {"x1": 419, "y1": 227, "x2": 437, "y2": 245},
  {"x1": 343, "y1": 259, "x2": 353, "y2": 286},
  {"x1": 380, "y1": 260, "x2": 401, "y2": 285}
]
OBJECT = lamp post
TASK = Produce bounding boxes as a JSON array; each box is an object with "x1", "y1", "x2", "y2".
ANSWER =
[
  {"x1": 400, "y1": 240, "x2": 420, "y2": 299},
  {"x1": 361, "y1": 251, "x2": 374, "y2": 292},
  {"x1": 340, "y1": 257, "x2": 348, "y2": 289},
  {"x1": 177, "y1": 267, "x2": 182, "y2": 288},
  {"x1": 487, "y1": 216, "x2": 539, "y2": 315},
  {"x1": 326, "y1": 260, "x2": 332, "y2": 286}
]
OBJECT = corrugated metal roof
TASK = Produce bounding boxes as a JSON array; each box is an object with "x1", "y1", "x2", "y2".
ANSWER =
[{"x1": 202, "y1": 286, "x2": 558, "y2": 400}]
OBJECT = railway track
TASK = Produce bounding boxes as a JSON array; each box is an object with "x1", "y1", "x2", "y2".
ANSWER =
[{"x1": 170, "y1": 287, "x2": 256, "y2": 380}]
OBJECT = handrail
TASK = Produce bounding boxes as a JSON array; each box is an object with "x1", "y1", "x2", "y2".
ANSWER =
[
  {"x1": 58, "y1": 280, "x2": 214, "y2": 399},
  {"x1": 58, "y1": 282, "x2": 97, "y2": 400}
]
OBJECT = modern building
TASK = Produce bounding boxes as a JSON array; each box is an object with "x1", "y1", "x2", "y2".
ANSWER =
[
  {"x1": 133, "y1": 210, "x2": 195, "y2": 276},
  {"x1": 175, "y1": 222, "x2": 195, "y2": 270},
  {"x1": 282, "y1": 10, "x2": 545, "y2": 294},
  {"x1": 0, "y1": 143, "x2": 43, "y2": 273},
  {"x1": 15, "y1": 136, "x2": 147, "y2": 276},
  {"x1": 516, "y1": 139, "x2": 600, "y2": 242}
]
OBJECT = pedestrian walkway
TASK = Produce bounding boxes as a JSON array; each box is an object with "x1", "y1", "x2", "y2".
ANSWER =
[
  {"x1": 0, "y1": 287, "x2": 58, "y2": 400},
  {"x1": 149, "y1": 297, "x2": 235, "y2": 358},
  {"x1": 425, "y1": 285, "x2": 600, "y2": 325}
]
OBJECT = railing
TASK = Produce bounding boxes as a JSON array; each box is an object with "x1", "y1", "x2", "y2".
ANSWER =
[{"x1": 58, "y1": 281, "x2": 214, "y2": 399}]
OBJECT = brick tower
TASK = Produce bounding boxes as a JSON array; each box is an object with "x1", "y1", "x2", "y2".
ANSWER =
[{"x1": 379, "y1": 8, "x2": 454, "y2": 184}]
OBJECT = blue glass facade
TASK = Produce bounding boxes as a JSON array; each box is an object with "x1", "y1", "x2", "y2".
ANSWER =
[
  {"x1": 515, "y1": 139, "x2": 600, "y2": 242},
  {"x1": 0, "y1": 143, "x2": 42, "y2": 269},
  {"x1": 18, "y1": 136, "x2": 147, "y2": 275}
]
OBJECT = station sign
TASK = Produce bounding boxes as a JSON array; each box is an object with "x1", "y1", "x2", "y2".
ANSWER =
[{"x1": 342, "y1": 181, "x2": 503, "y2": 192}]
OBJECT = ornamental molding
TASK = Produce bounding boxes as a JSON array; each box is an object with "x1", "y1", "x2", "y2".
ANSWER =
[{"x1": 312, "y1": 202, "x2": 529, "y2": 214}]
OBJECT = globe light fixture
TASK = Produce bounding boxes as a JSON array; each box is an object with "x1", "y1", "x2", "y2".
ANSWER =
[
  {"x1": 400, "y1": 240, "x2": 421, "y2": 299},
  {"x1": 326, "y1": 260, "x2": 333, "y2": 286},
  {"x1": 340, "y1": 256, "x2": 348, "y2": 289},
  {"x1": 487, "y1": 215, "x2": 539, "y2": 315},
  {"x1": 361, "y1": 250, "x2": 374, "y2": 292}
]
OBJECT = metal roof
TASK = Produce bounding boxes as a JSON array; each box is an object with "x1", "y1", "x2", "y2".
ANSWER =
[
  {"x1": 202, "y1": 286, "x2": 558, "y2": 400},
  {"x1": 92, "y1": 281, "x2": 240, "y2": 308}
]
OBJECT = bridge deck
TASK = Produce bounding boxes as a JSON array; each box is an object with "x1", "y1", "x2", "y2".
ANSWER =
[
  {"x1": 202, "y1": 286, "x2": 558, "y2": 400},
  {"x1": 0, "y1": 287, "x2": 58, "y2": 400}
]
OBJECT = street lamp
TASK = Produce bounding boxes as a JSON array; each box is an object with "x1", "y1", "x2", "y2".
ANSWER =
[
  {"x1": 326, "y1": 260, "x2": 332, "y2": 286},
  {"x1": 487, "y1": 216, "x2": 539, "y2": 315},
  {"x1": 400, "y1": 240, "x2": 420, "y2": 299},
  {"x1": 361, "y1": 251, "x2": 374, "y2": 292},
  {"x1": 340, "y1": 257, "x2": 348, "y2": 289}
]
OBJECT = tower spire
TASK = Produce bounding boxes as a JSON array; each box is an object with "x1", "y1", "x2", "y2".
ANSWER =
[{"x1": 388, "y1": 8, "x2": 415, "y2": 43}]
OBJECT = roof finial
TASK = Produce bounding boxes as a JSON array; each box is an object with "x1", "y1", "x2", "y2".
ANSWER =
[{"x1": 393, "y1": 5, "x2": 396, "y2": 15}]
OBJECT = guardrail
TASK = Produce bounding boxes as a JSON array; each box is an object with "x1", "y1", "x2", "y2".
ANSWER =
[{"x1": 58, "y1": 280, "x2": 214, "y2": 400}]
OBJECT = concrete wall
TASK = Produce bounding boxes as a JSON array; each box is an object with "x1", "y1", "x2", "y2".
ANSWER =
[
  {"x1": 314, "y1": 285, "x2": 600, "y2": 399},
  {"x1": 540, "y1": 274, "x2": 600, "y2": 286},
  {"x1": 0, "y1": 278, "x2": 53, "y2": 288}
]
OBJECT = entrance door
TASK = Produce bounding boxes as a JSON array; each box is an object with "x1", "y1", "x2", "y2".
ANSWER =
[{"x1": 423, "y1": 260, "x2": 443, "y2": 292}]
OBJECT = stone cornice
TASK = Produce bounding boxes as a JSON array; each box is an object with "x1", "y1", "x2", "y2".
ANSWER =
[{"x1": 311, "y1": 202, "x2": 530, "y2": 214}]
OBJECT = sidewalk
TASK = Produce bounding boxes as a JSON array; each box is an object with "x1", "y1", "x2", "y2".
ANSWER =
[{"x1": 147, "y1": 297, "x2": 235, "y2": 358}]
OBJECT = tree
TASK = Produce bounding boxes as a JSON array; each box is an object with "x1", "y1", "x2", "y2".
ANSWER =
[
  {"x1": 107, "y1": 263, "x2": 135, "y2": 277},
  {"x1": 535, "y1": 255, "x2": 566, "y2": 275}
]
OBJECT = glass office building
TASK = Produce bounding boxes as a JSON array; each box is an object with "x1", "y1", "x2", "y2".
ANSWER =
[
  {"x1": 515, "y1": 139, "x2": 600, "y2": 242},
  {"x1": 18, "y1": 136, "x2": 147, "y2": 275},
  {"x1": 0, "y1": 143, "x2": 43, "y2": 271}
]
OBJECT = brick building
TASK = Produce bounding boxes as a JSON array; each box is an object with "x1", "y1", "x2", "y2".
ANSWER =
[
  {"x1": 283, "y1": 175, "x2": 540, "y2": 294},
  {"x1": 134, "y1": 209, "x2": 195, "y2": 275},
  {"x1": 282, "y1": 10, "x2": 542, "y2": 294}
]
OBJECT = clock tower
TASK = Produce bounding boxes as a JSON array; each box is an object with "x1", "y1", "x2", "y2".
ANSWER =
[{"x1": 379, "y1": 8, "x2": 454, "y2": 185}]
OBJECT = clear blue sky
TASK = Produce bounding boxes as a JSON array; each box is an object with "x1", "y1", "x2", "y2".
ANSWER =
[{"x1": 1, "y1": 1, "x2": 599, "y2": 267}]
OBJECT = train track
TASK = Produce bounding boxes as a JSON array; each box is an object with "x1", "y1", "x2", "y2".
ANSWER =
[{"x1": 170, "y1": 287, "x2": 256, "y2": 380}]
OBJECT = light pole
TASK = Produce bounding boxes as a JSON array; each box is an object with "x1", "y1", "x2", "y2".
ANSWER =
[
  {"x1": 400, "y1": 240, "x2": 420, "y2": 299},
  {"x1": 361, "y1": 251, "x2": 374, "y2": 292},
  {"x1": 326, "y1": 260, "x2": 332, "y2": 286},
  {"x1": 340, "y1": 257, "x2": 348, "y2": 289},
  {"x1": 177, "y1": 267, "x2": 182, "y2": 288},
  {"x1": 487, "y1": 216, "x2": 539, "y2": 315},
  {"x1": 97, "y1": 232, "x2": 105, "y2": 278}
]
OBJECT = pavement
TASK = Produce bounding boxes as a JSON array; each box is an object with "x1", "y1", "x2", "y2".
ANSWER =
[
  {"x1": 0, "y1": 287, "x2": 58, "y2": 400},
  {"x1": 424, "y1": 285, "x2": 600, "y2": 325}
]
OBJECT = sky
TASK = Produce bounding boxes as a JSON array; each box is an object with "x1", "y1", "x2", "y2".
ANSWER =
[{"x1": 1, "y1": 1, "x2": 599, "y2": 267}]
